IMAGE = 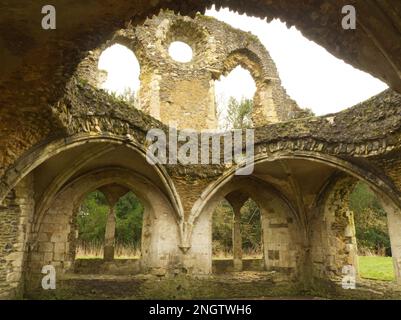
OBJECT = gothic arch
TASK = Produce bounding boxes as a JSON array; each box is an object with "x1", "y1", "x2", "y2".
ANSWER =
[
  {"x1": 27, "y1": 167, "x2": 181, "y2": 287},
  {"x1": 0, "y1": 134, "x2": 184, "y2": 222},
  {"x1": 186, "y1": 176, "x2": 303, "y2": 274}
]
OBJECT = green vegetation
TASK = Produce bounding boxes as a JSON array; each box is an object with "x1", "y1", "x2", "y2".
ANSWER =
[
  {"x1": 212, "y1": 200, "x2": 233, "y2": 255},
  {"x1": 77, "y1": 190, "x2": 144, "y2": 257},
  {"x1": 226, "y1": 97, "x2": 253, "y2": 129},
  {"x1": 350, "y1": 183, "x2": 394, "y2": 281},
  {"x1": 212, "y1": 199, "x2": 262, "y2": 258},
  {"x1": 114, "y1": 192, "x2": 144, "y2": 246},
  {"x1": 300, "y1": 107, "x2": 315, "y2": 118},
  {"x1": 350, "y1": 182, "x2": 390, "y2": 256},
  {"x1": 77, "y1": 191, "x2": 109, "y2": 243},
  {"x1": 107, "y1": 87, "x2": 136, "y2": 105},
  {"x1": 358, "y1": 256, "x2": 394, "y2": 281}
]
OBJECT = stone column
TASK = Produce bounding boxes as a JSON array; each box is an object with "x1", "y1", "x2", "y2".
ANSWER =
[
  {"x1": 103, "y1": 206, "x2": 116, "y2": 261},
  {"x1": 226, "y1": 192, "x2": 249, "y2": 272},
  {"x1": 232, "y1": 207, "x2": 243, "y2": 271},
  {"x1": 99, "y1": 184, "x2": 130, "y2": 262},
  {"x1": 383, "y1": 201, "x2": 401, "y2": 284}
]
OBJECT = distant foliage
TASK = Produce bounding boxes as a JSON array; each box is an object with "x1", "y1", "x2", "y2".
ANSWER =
[
  {"x1": 120, "y1": 87, "x2": 137, "y2": 105},
  {"x1": 115, "y1": 192, "x2": 144, "y2": 246},
  {"x1": 212, "y1": 198, "x2": 262, "y2": 256},
  {"x1": 107, "y1": 87, "x2": 136, "y2": 105},
  {"x1": 349, "y1": 182, "x2": 390, "y2": 256},
  {"x1": 212, "y1": 200, "x2": 233, "y2": 254},
  {"x1": 301, "y1": 107, "x2": 315, "y2": 117},
  {"x1": 226, "y1": 97, "x2": 253, "y2": 129},
  {"x1": 77, "y1": 191, "x2": 109, "y2": 243},
  {"x1": 240, "y1": 199, "x2": 262, "y2": 252},
  {"x1": 77, "y1": 191, "x2": 144, "y2": 248}
]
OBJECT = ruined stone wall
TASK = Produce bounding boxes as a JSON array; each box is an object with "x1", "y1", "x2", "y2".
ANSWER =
[
  {"x1": 0, "y1": 0, "x2": 401, "y2": 300},
  {"x1": 1, "y1": 0, "x2": 400, "y2": 194},
  {"x1": 72, "y1": 11, "x2": 305, "y2": 130},
  {"x1": 373, "y1": 156, "x2": 401, "y2": 198},
  {"x1": 260, "y1": 197, "x2": 302, "y2": 277},
  {"x1": 136, "y1": 11, "x2": 308, "y2": 127},
  {"x1": 309, "y1": 176, "x2": 359, "y2": 281},
  {"x1": 0, "y1": 175, "x2": 34, "y2": 299}
]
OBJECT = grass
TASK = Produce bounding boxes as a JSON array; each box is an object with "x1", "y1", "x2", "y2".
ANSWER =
[
  {"x1": 358, "y1": 256, "x2": 395, "y2": 281},
  {"x1": 76, "y1": 243, "x2": 395, "y2": 282},
  {"x1": 75, "y1": 242, "x2": 141, "y2": 259}
]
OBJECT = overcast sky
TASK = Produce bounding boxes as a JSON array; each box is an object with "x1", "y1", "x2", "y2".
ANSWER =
[{"x1": 99, "y1": 6, "x2": 388, "y2": 116}]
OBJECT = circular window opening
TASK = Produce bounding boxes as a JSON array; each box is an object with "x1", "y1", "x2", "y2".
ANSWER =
[{"x1": 168, "y1": 41, "x2": 193, "y2": 63}]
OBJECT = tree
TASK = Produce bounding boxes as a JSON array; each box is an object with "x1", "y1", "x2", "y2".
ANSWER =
[
  {"x1": 349, "y1": 182, "x2": 390, "y2": 255},
  {"x1": 77, "y1": 191, "x2": 109, "y2": 243},
  {"x1": 212, "y1": 200, "x2": 234, "y2": 255},
  {"x1": 115, "y1": 192, "x2": 144, "y2": 247},
  {"x1": 240, "y1": 199, "x2": 262, "y2": 253},
  {"x1": 76, "y1": 190, "x2": 144, "y2": 248},
  {"x1": 121, "y1": 87, "x2": 136, "y2": 105},
  {"x1": 212, "y1": 198, "x2": 262, "y2": 257},
  {"x1": 225, "y1": 97, "x2": 253, "y2": 129}
]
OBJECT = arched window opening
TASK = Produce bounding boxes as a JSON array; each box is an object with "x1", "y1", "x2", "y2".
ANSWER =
[
  {"x1": 75, "y1": 190, "x2": 144, "y2": 261},
  {"x1": 349, "y1": 182, "x2": 394, "y2": 281},
  {"x1": 98, "y1": 44, "x2": 141, "y2": 104},
  {"x1": 214, "y1": 66, "x2": 256, "y2": 130},
  {"x1": 168, "y1": 41, "x2": 194, "y2": 63},
  {"x1": 212, "y1": 197, "x2": 263, "y2": 273},
  {"x1": 76, "y1": 190, "x2": 108, "y2": 259},
  {"x1": 206, "y1": 6, "x2": 388, "y2": 116}
]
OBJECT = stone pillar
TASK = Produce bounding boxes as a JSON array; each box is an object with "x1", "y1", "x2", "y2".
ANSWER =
[
  {"x1": 99, "y1": 184, "x2": 130, "y2": 262},
  {"x1": 232, "y1": 207, "x2": 243, "y2": 271},
  {"x1": 226, "y1": 192, "x2": 249, "y2": 272},
  {"x1": 383, "y1": 201, "x2": 401, "y2": 284},
  {"x1": 104, "y1": 206, "x2": 116, "y2": 261}
]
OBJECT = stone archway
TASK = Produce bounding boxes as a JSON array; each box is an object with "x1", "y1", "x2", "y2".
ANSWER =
[
  {"x1": 26, "y1": 168, "x2": 181, "y2": 292},
  {"x1": 188, "y1": 151, "x2": 401, "y2": 286},
  {"x1": 310, "y1": 173, "x2": 401, "y2": 286},
  {"x1": 186, "y1": 176, "x2": 303, "y2": 276},
  {"x1": 0, "y1": 134, "x2": 184, "y2": 220},
  {"x1": 220, "y1": 48, "x2": 278, "y2": 126}
]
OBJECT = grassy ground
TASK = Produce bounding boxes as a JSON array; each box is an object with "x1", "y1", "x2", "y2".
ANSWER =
[
  {"x1": 358, "y1": 256, "x2": 395, "y2": 281},
  {"x1": 76, "y1": 244, "x2": 395, "y2": 282},
  {"x1": 75, "y1": 243, "x2": 140, "y2": 259}
]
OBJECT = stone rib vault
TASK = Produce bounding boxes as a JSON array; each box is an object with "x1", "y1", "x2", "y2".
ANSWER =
[{"x1": 0, "y1": 1, "x2": 401, "y2": 299}]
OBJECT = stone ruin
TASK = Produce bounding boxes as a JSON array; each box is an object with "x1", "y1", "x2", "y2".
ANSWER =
[
  {"x1": 0, "y1": 2, "x2": 401, "y2": 300},
  {"x1": 80, "y1": 11, "x2": 307, "y2": 129}
]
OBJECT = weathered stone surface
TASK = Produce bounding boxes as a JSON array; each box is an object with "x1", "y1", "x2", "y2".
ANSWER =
[
  {"x1": 1, "y1": 0, "x2": 400, "y2": 184},
  {"x1": 1, "y1": 3, "x2": 401, "y2": 300}
]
